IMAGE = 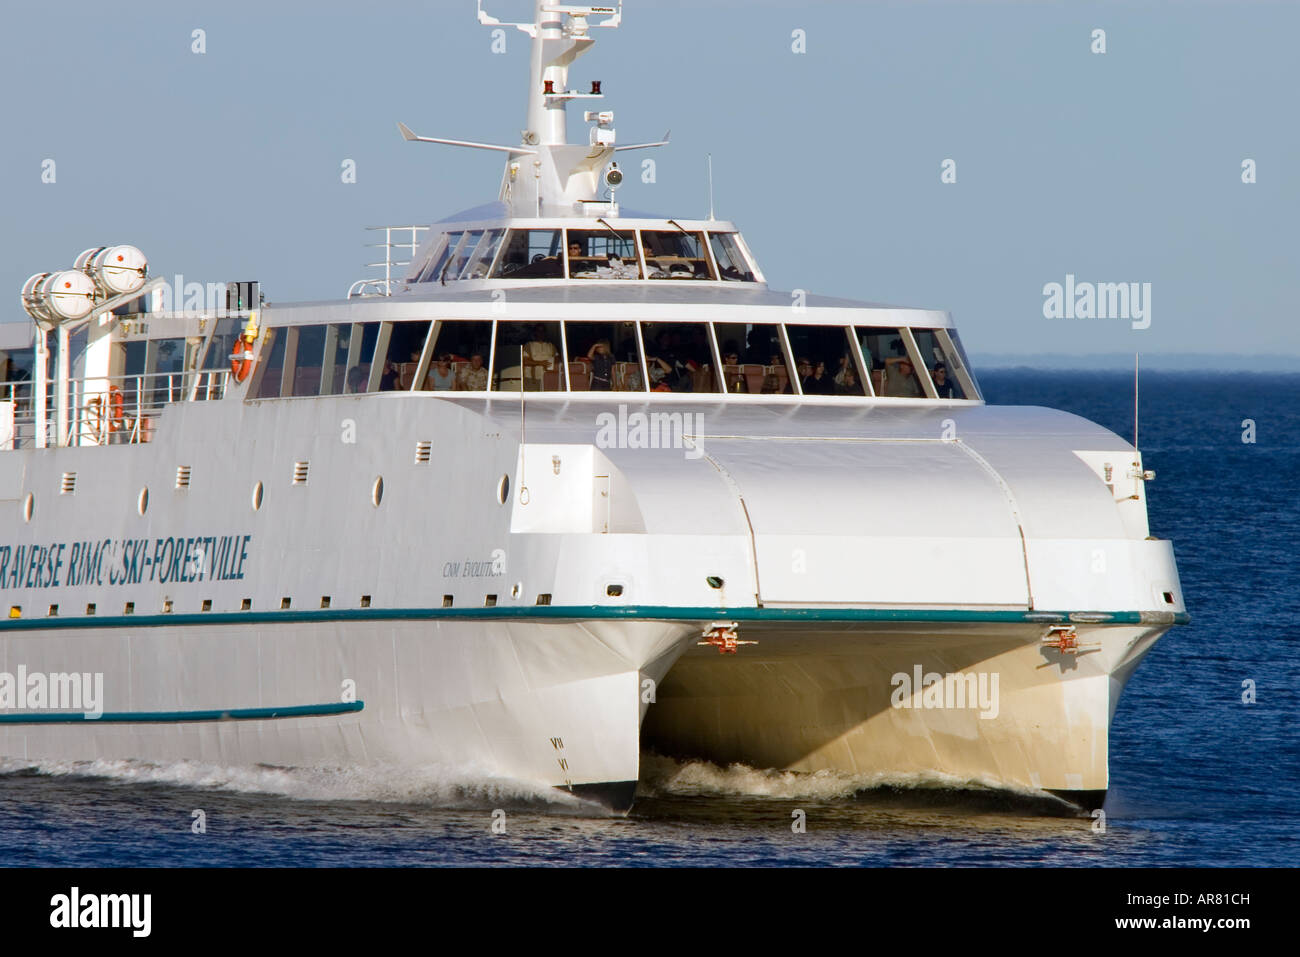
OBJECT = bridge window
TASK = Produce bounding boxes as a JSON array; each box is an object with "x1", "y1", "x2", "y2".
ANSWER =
[
  {"x1": 641, "y1": 230, "x2": 715, "y2": 280},
  {"x1": 414, "y1": 231, "x2": 462, "y2": 283},
  {"x1": 641, "y1": 322, "x2": 720, "y2": 392},
  {"x1": 457, "y1": 229, "x2": 505, "y2": 280},
  {"x1": 491, "y1": 230, "x2": 564, "y2": 279},
  {"x1": 565, "y1": 320, "x2": 645, "y2": 391},
  {"x1": 786, "y1": 325, "x2": 865, "y2": 395},
  {"x1": 712, "y1": 322, "x2": 792, "y2": 394},
  {"x1": 707, "y1": 232, "x2": 757, "y2": 282},
  {"x1": 566, "y1": 228, "x2": 640, "y2": 279}
]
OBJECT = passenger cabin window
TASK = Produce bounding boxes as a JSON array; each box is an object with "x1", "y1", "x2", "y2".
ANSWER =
[
  {"x1": 421, "y1": 320, "x2": 494, "y2": 391},
  {"x1": 712, "y1": 322, "x2": 792, "y2": 394},
  {"x1": 786, "y1": 325, "x2": 865, "y2": 396},
  {"x1": 565, "y1": 321, "x2": 645, "y2": 391},
  {"x1": 642, "y1": 230, "x2": 715, "y2": 280},
  {"x1": 708, "y1": 232, "x2": 757, "y2": 282},
  {"x1": 377, "y1": 321, "x2": 432, "y2": 392},
  {"x1": 911, "y1": 328, "x2": 968, "y2": 400},
  {"x1": 252, "y1": 330, "x2": 287, "y2": 399},
  {"x1": 566, "y1": 229, "x2": 640, "y2": 279},
  {"x1": 491, "y1": 230, "x2": 564, "y2": 279},
  {"x1": 492, "y1": 321, "x2": 563, "y2": 391},
  {"x1": 641, "y1": 322, "x2": 720, "y2": 393},
  {"x1": 246, "y1": 320, "x2": 976, "y2": 401},
  {"x1": 291, "y1": 325, "x2": 328, "y2": 397},
  {"x1": 857, "y1": 327, "x2": 925, "y2": 398}
]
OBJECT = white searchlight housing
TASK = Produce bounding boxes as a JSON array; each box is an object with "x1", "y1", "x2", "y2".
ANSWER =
[
  {"x1": 75, "y1": 244, "x2": 148, "y2": 297},
  {"x1": 20, "y1": 270, "x2": 97, "y2": 330}
]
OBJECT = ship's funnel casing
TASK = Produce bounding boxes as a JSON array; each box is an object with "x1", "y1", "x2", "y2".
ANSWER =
[
  {"x1": 21, "y1": 269, "x2": 97, "y2": 329},
  {"x1": 75, "y1": 244, "x2": 148, "y2": 296}
]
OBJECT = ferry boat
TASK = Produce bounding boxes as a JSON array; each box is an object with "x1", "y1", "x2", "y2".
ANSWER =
[{"x1": 0, "y1": 1, "x2": 1186, "y2": 813}]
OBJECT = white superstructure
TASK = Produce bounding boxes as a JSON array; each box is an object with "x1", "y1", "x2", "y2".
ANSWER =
[{"x1": 0, "y1": 1, "x2": 1186, "y2": 812}]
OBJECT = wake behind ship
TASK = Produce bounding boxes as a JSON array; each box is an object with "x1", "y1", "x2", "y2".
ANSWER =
[{"x1": 0, "y1": 1, "x2": 1187, "y2": 813}]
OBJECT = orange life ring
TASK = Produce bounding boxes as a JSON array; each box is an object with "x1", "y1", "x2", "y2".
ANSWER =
[
  {"x1": 230, "y1": 337, "x2": 256, "y2": 383},
  {"x1": 84, "y1": 386, "x2": 123, "y2": 435},
  {"x1": 106, "y1": 385, "x2": 124, "y2": 432}
]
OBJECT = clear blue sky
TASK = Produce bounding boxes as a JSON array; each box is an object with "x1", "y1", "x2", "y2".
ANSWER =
[{"x1": 2, "y1": 0, "x2": 1296, "y2": 359}]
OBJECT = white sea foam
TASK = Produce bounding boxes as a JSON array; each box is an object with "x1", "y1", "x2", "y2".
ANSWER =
[
  {"x1": 638, "y1": 753, "x2": 1054, "y2": 803},
  {"x1": 0, "y1": 756, "x2": 583, "y2": 809}
]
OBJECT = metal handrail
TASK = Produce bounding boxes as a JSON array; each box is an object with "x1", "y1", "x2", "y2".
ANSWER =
[{"x1": 0, "y1": 368, "x2": 230, "y2": 449}]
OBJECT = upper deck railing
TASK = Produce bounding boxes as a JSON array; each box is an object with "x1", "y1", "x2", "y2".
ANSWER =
[{"x1": 1, "y1": 369, "x2": 229, "y2": 450}]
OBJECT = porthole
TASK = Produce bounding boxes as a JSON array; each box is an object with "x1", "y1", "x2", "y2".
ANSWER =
[
  {"x1": 496, "y1": 474, "x2": 509, "y2": 505},
  {"x1": 22, "y1": 493, "x2": 33, "y2": 523},
  {"x1": 137, "y1": 487, "x2": 149, "y2": 516},
  {"x1": 371, "y1": 476, "x2": 384, "y2": 507},
  {"x1": 252, "y1": 481, "x2": 264, "y2": 511},
  {"x1": 510, "y1": 582, "x2": 522, "y2": 599}
]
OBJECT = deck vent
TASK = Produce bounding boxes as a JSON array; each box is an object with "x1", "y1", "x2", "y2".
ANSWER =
[
  {"x1": 201, "y1": 599, "x2": 212, "y2": 612},
  {"x1": 536, "y1": 593, "x2": 552, "y2": 606},
  {"x1": 320, "y1": 596, "x2": 331, "y2": 609},
  {"x1": 415, "y1": 440, "x2": 433, "y2": 464},
  {"x1": 86, "y1": 603, "x2": 96, "y2": 615},
  {"x1": 360, "y1": 595, "x2": 372, "y2": 608},
  {"x1": 60, "y1": 472, "x2": 76, "y2": 495},
  {"x1": 240, "y1": 598, "x2": 252, "y2": 610},
  {"x1": 124, "y1": 602, "x2": 134, "y2": 615},
  {"x1": 175, "y1": 465, "x2": 191, "y2": 489},
  {"x1": 442, "y1": 595, "x2": 454, "y2": 607},
  {"x1": 484, "y1": 594, "x2": 498, "y2": 607},
  {"x1": 280, "y1": 597, "x2": 291, "y2": 610},
  {"x1": 293, "y1": 461, "x2": 310, "y2": 485}
]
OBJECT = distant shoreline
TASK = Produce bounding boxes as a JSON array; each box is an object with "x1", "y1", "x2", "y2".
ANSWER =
[{"x1": 972, "y1": 354, "x2": 1300, "y2": 373}]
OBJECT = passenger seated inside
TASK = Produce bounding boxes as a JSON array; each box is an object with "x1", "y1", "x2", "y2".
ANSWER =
[
  {"x1": 932, "y1": 362, "x2": 959, "y2": 399},
  {"x1": 425, "y1": 355, "x2": 456, "y2": 391},
  {"x1": 834, "y1": 369, "x2": 859, "y2": 396},
  {"x1": 456, "y1": 353, "x2": 488, "y2": 391},
  {"x1": 801, "y1": 360, "x2": 834, "y2": 395}
]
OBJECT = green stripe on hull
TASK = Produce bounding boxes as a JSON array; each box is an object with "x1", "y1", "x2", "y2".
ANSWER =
[
  {"x1": 0, "y1": 605, "x2": 1190, "y2": 632},
  {"x1": 0, "y1": 700, "x2": 364, "y2": 724}
]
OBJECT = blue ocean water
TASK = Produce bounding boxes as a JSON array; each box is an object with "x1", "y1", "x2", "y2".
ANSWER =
[{"x1": 0, "y1": 371, "x2": 1296, "y2": 867}]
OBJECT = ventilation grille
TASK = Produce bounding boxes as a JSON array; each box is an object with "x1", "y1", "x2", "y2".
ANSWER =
[
  {"x1": 60, "y1": 472, "x2": 76, "y2": 495},
  {"x1": 415, "y1": 440, "x2": 433, "y2": 464},
  {"x1": 293, "y1": 461, "x2": 310, "y2": 485},
  {"x1": 175, "y1": 465, "x2": 192, "y2": 489}
]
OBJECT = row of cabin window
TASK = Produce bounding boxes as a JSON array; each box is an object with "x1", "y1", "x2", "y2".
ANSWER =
[
  {"x1": 410, "y1": 228, "x2": 759, "y2": 284},
  {"x1": 251, "y1": 320, "x2": 980, "y2": 400}
]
